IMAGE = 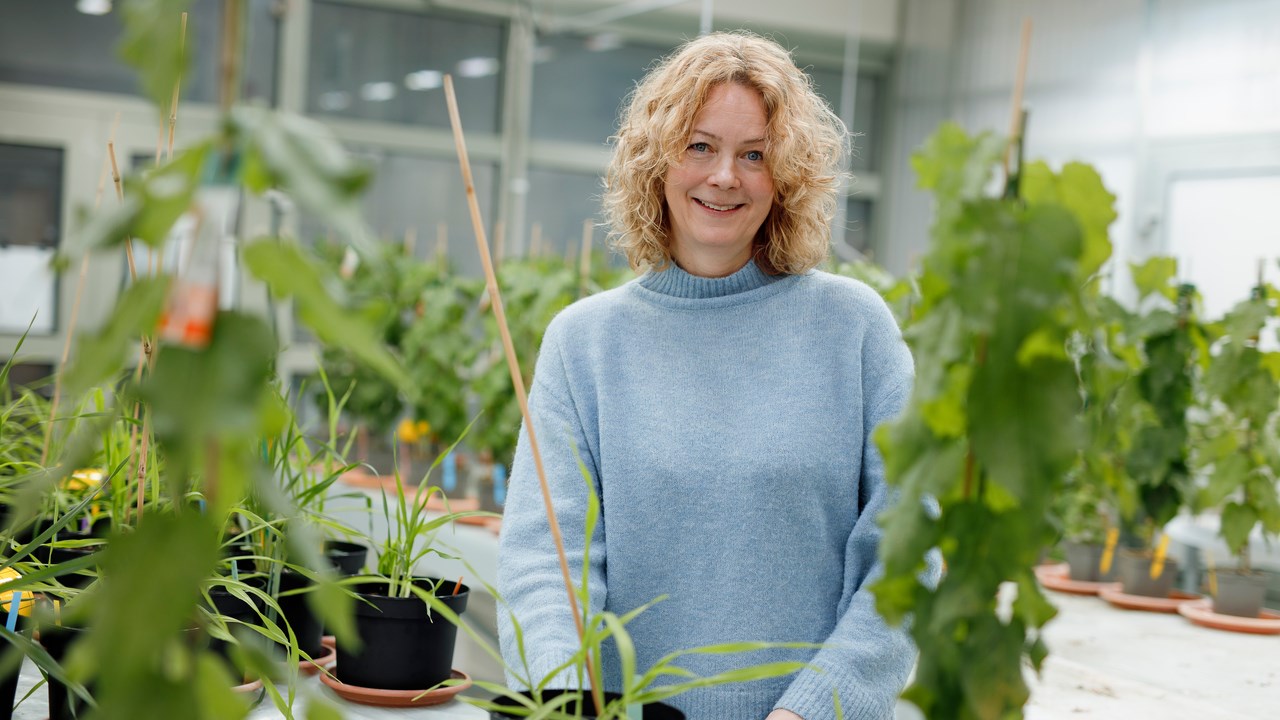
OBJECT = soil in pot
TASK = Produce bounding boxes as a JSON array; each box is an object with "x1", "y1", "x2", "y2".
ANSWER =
[
  {"x1": 1117, "y1": 550, "x2": 1177, "y2": 598},
  {"x1": 1213, "y1": 569, "x2": 1268, "y2": 618},
  {"x1": 1064, "y1": 541, "x2": 1115, "y2": 582},
  {"x1": 324, "y1": 540, "x2": 368, "y2": 576},
  {"x1": 335, "y1": 578, "x2": 468, "y2": 691},
  {"x1": 38, "y1": 624, "x2": 93, "y2": 720},
  {"x1": 488, "y1": 690, "x2": 686, "y2": 719}
]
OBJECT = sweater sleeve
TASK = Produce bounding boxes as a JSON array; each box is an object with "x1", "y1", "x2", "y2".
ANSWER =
[
  {"x1": 496, "y1": 325, "x2": 607, "y2": 691},
  {"x1": 774, "y1": 313, "x2": 941, "y2": 720}
]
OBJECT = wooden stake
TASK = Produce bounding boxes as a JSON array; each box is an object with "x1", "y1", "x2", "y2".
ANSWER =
[
  {"x1": 492, "y1": 220, "x2": 505, "y2": 268},
  {"x1": 41, "y1": 130, "x2": 118, "y2": 466},
  {"x1": 1002, "y1": 18, "x2": 1033, "y2": 179},
  {"x1": 167, "y1": 12, "x2": 189, "y2": 161},
  {"x1": 403, "y1": 226, "x2": 417, "y2": 258},
  {"x1": 530, "y1": 222, "x2": 543, "y2": 259},
  {"x1": 578, "y1": 219, "x2": 593, "y2": 298},
  {"x1": 107, "y1": 142, "x2": 141, "y2": 284},
  {"x1": 443, "y1": 74, "x2": 603, "y2": 716},
  {"x1": 435, "y1": 222, "x2": 449, "y2": 269}
]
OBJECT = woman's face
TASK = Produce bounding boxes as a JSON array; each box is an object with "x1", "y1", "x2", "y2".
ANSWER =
[{"x1": 663, "y1": 83, "x2": 774, "y2": 277}]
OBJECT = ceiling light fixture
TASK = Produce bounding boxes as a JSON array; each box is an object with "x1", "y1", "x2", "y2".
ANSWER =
[
  {"x1": 404, "y1": 70, "x2": 443, "y2": 91},
  {"x1": 76, "y1": 0, "x2": 112, "y2": 15},
  {"x1": 360, "y1": 82, "x2": 396, "y2": 102},
  {"x1": 456, "y1": 57, "x2": 501, "y2": 78}
]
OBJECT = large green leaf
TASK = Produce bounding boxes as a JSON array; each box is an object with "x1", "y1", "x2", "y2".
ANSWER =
[
  {"x1": 234, "y1": 108, "x2": 373, "y2": 248},
  {"x1": 1130, "y1": 257, "x2": 1178, "y2": 302},
  {"x1": 62, "y1": 276, "x2": 171, "y2": 396},
  {"x1": 118, "y1": 0, "x2": 193, "y2": 112},
  {"x1": 244, "y1": 240, "x2": 411, "y2": 396}
]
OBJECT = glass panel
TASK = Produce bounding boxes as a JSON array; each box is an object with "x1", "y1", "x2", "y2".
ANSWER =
[
  {"x1": 307, "y1": 2, "x2": 504, "y2": 134},
  {"x1": 294, "y1": 147, "x2": 499, "y2": 341},
  {"x1": 809, "y1": 69, "x2": 881, "y2": 172},
  {"x1": 843, "y1": 197, "x2": 873, "y2": 254},
  {"x1": 525, "y1": 167, "x2": 605, "y2": 261},
  {"x1": 531, "y1": 33, "x2": 677, "y2": 145},
  {"x1": 4, "y1": 362, "x2": 53, "y2": 399},
  {"x1": 0, "y1": 143, "x2": 62, "y2": 335},
  {"x1": 0, "y1": 0, "x2": 278, "y2": 105}
]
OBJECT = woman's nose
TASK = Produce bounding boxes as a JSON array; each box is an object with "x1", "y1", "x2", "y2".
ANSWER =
[{"x1": 707, "y1": 156, "x2": 739, "y2": 189}]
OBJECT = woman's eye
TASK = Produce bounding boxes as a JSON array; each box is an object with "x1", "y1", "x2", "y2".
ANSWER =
[
  {"x1": 745, "y1": 150, "x2": 764, "y2": 162},
  {"x1": 689, "y1": 142, "x2": 711, "y2": 153}
]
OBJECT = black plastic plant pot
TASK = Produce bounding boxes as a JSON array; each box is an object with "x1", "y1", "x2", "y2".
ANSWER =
[
  {"x1": 205, "y1": 579, "x2": 266, "y2": 676},
  {"x1": 488, "y1": 690, "x2": 686, "y2": 719},
  {"x1": 275, "y1": 570, "x2": 325, "y2": 659},
  {"x1": 335, "y1": 578, "x2": 469, "y2": 690},
  {"x1": 324, "y1": 540, "x2": 368, "y2": 576},
  {"x1": 1213, "y1": 570, "x2": 1267, "y2": 618},
  {"x1": 1064, "y1": 541, "x2": 1115, "y2": 582},
  {"x1": 1117, "y1": 551, "x2": 1177, "y2": 598},
  {"x1": 44, "y1": 542, "x2": 105, "y2": 591},
  {"x1": 0, "y1": 615, "x2": 32, "y2": 720},
  {"x1": 38, "y1": 624, "x2": 93, "y2": 720}
]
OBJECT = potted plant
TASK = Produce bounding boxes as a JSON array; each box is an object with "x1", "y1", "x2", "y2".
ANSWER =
[
  {"x1": 331, "y1": 446, "x2": 492, "y2": 694},
  {"x1": 872, "y1": 122, "x2": 1117, "y2": 719},
  {"x1": 1192, "y1": 278, "x2": 1280, "y2": 617},
  {"x1": 1113, "y1": 262, "x2": 1207, "y2": 598}
]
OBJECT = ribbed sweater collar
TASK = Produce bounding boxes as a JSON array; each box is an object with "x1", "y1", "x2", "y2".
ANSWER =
[{"x1": 637, "y1": 259, "x2": 782, "y2": 300}]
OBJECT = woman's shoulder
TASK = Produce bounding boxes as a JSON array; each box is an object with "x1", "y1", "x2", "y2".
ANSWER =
[{"x1": 543, "y1": 279, "x2": 642, "y2": 341}]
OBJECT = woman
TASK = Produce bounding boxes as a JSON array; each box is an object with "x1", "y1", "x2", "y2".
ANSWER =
[{"x1": 498, "y1": 32, "x2": 929, "y2": 720}]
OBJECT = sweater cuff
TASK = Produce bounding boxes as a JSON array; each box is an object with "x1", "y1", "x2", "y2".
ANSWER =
[
  {"x1": 506, "y1": 651, "x2": 585, "y2": 692},
  {"x1": 775, "y1": 666, "x2": 896, "y2": 720}
]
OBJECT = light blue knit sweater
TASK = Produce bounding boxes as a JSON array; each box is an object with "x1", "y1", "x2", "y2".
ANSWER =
[{"x1": 498, "y1": 260, "x2": 922, "y2": 720}]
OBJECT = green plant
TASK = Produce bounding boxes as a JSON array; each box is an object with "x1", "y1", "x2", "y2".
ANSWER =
[
  {"x1": 872, "y1": 123, "x2": 1114, "y2": 720},
  {"x1": 373, "y1": 430, "x2": 492, "y2": 598},
  {"x1": 471, "y1": 257, "x2": 579, "y2": 466},
  {"x1": 831, "y1": 259, "x2": 918, "y2": 327},
  {"x1": 10, "y1": 0, "x2": 423, "y2": 716},
  {"x1": 1118, "y1": 260, "x2": 1208, "y2": 549},
  {"x1": 1193, "y1": 278, "x2": 1280, "y2": 570}
]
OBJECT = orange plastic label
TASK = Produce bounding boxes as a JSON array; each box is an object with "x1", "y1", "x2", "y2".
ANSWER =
[{"x1": 158, "y1": 282, "x2": 217, "y2": 349}]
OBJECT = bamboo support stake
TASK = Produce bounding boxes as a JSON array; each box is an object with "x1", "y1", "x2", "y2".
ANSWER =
[
  {"x1": 492, "y1": 220, "x2": 505, "y2": 268},
  {"x1": 436, "y1": 222, "x2": 449, "y2": 269},
  {"x1": 108, "y1": 142, "x2": 141, "y2": 283},
  {"x1": 168, "y1": 12, "x2": 189, "y2": 160},
  {"x1": 41, "y1": 127, "x2": 118, "y2": 466},
  {"x1": 578, "y1": 219, "x2": 593, "y2": 298},
  {"x1": 443, "y1": 74, "x2": 603, "y2": 716},
  {"x1": 403, "y1": 226, "x2": 417, "y2": 258},
  {"x1": 530, "y1": 222, "x2": 543, "y2": 258},
  {"x1": 1002, "y1": 18, "x2": 1033, "y2": 179}
]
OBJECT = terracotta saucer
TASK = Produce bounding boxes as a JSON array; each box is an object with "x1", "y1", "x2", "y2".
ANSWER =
[
  {"x1": 1034, "y1": 564, "x2": 1120, "y2": 596},
  {"x1": 1098, "y1": 586, "x2": 1201, "y2": 613},
  {"x1": 300, "y1": 640, "x2": 338, "y2": 676},
  {"x1": 1177, "y1": 598, "x2": 1280, "y2": 635},
  {"x1": 319, "y1": 668, "x2": 472, "y2": 707}
]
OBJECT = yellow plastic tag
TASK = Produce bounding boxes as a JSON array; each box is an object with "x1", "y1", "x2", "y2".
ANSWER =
[
  {"x1": 1100, "y1": 528, "x2": 1119, "y2": 575},
  {"x1": 1150, "y1": 534, "x2": 1170, "y2": 579},
  {"x1": 63, "y1": 468, "x2": 105, "y2": 492},
  {"x1": 0, "y1": 567, "x2": 33, "y2": 617}
]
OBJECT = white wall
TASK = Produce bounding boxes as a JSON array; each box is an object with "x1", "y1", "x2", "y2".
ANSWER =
[{"x1": 881, "y1": 0, "x2": 1280, "y2": 307}]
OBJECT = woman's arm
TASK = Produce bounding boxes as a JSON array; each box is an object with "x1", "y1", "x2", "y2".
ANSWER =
[{"x1": 496, "y1": 329, "x2": 608, "y2": 690}]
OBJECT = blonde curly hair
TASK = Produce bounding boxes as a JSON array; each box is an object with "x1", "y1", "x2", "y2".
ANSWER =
[{"x1": 604, "y1": 31, "x2": 848, "y2": 275}]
